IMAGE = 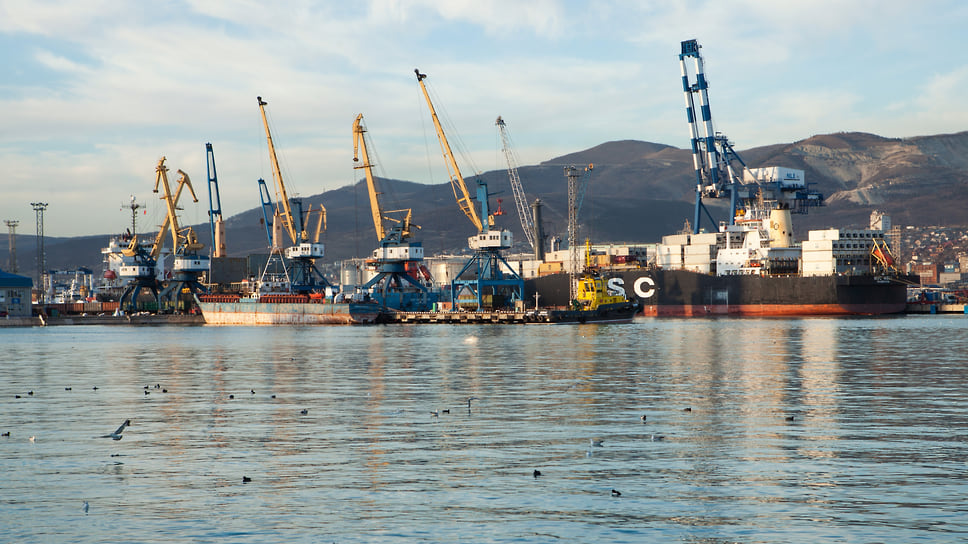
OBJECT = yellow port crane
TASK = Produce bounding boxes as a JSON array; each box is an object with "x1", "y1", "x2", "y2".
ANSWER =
[
  {"x1": 256, "y1": 96, "x2": 331, "y2": 292},
  {"x1": 352, "y1": 113, "x2": 434, "y2": 311},
  {"x1": 153, "y1": 157, "x2": 210, "y2": 307},
  {"x1": 414, "y1": 68, "x2": 522, "y2": 310}
]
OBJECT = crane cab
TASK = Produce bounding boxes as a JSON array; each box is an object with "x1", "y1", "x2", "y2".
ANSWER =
[
  {"x1": 285, "y1": 243, "x2": 325, "y2": 259},
  {"x1": 468, "y1": 230, "x2": 513, "y2": 250}
]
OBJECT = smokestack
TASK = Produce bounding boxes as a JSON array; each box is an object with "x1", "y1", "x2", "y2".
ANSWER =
[{"x1": 531, "y1": 198, "x2": 545, "y2": 261}]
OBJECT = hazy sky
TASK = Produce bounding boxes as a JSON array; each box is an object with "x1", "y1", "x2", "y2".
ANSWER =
[{"x1": 2, "y1": 0, "x2": 966, "y2": 238}]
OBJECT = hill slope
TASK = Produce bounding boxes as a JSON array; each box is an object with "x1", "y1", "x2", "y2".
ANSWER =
[{"x1": 5, "y1": 131, "x2": 968, "y2": 279}]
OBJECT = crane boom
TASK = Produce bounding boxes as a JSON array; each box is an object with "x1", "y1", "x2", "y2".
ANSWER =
[
  {"x1": 414, "y1": 69, "x2": 483, "y2": 232},
  {"x1": 150, "y1": 158, "x2": 199, "y2": 260},
  {"x1": 352, "y1": 114, "x2": 386, "y2": 241},
  {"x1": 257, "y1": 96, "x2": 299, "y2": 244},
  {"x1": 496, "y1": 116, "x2": 535, "y2": 251}
]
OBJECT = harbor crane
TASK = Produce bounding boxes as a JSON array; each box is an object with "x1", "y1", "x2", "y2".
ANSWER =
[
  {"x1": 496, "y1": 116, "x2": 543, "y2": 260},
  {"x1": 256, "y1": 96, "x2": 332, "y2": 294},
  {"x1": 415, "y1": 68, "x2": 523, "y2": 310},
  {"x1": 153, "y1": 159, "x2": 209, "y2": 307},
  {"x1": 679, "y1": 39, "x2": 823, "y2": 233},
  {"x1": 205, "y1": 143, "x2": 226, "y2": 258},
  {"x1": 353, "y1": 113, "x2": 436, "y2": 311},
  {"x1": 119, "y1": 157, "x2": 194, "y2": 312}
]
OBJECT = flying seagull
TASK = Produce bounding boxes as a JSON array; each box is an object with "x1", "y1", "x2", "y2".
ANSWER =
[{"x1": 99, "y1": 419, "x2": 131, "y2": 440}]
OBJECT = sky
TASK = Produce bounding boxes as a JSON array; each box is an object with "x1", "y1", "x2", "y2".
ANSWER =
[{"x1": 2, "y1": 0, "x2": 967, "y2": 238}]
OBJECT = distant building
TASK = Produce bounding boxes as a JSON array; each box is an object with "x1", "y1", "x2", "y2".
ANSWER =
[{"x1": 0, "y1": 269, "x2": 33, "y2": 317}]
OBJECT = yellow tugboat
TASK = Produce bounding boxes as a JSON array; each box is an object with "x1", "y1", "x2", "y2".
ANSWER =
[{"x1": 548, "y1": 242, "x2": 638, "y2": 323}]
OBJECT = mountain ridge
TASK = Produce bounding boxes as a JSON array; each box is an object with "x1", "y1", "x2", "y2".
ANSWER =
[{"x1": 6, "y1": 130, "x2": 968, "y2": 278}]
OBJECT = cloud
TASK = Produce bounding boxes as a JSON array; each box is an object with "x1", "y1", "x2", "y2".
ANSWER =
[{"x1": 2, "y1": 1, "x2": 968, "y2": 237}]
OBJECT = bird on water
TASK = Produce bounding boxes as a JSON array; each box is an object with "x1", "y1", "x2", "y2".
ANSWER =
[{"x1": 611, "y1": 489, "x2": 622, "y2": 497}]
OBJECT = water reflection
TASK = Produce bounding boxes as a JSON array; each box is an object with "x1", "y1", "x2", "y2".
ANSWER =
[{"x1": 1, "y1": 317, "x2": 967, "y2": 542}]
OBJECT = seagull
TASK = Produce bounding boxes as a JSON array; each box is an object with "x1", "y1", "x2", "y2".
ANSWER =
[
  {"x1": 99, "y1": 419, "x2": 130, "y2": 440},
  {"x1": 83, "y1": 501, "x2": 89, "y2": 514},
  {"x1": 430, "y1": 410, "x2": 439, "y2": 418},
  {"x1": 651, "y1": 434, "x2": 665, "y2": 441},
  {"x1": 590, "y1": 439, "x2": 604, "y2": 447},
  {"x1": 28, "y1": 436, "x2": 36, "y2": 442}
]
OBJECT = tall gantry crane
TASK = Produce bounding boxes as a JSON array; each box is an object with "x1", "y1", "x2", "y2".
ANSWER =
[
  {"x1": 256, "y1": 96, "x2": 331, "y2": 294},
  {"x1": 415, "y1": 68, "x2": 523, "y2": 310},
  {"x1": 206, "y1": 143, "x2": 226, "y2": 259},
  {"x1": 496, "y1": 116, "x2": 542, "y2": 259},
  {"x1": 353, "y1": 113, "x2": 435, "y2": 311},
  {"x1": 679, "y1": 39, "x2": 823, "y2": 233},
  {"x1": 153, "y1": 159, "x2": 209, "y2": 307}
]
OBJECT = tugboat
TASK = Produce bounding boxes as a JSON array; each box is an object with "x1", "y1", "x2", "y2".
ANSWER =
[{"x1": 544, "y1": 243, "x2": 638, "y2": 324}]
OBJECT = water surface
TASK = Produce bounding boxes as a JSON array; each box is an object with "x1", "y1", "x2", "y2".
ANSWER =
[{"x1": 3, "y1": 316, "x2": 967, "y2": 542}]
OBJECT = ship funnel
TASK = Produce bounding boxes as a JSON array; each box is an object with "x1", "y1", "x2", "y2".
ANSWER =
[{"x1": 768, "y1": 207, "x2": 794, "y2": 248}]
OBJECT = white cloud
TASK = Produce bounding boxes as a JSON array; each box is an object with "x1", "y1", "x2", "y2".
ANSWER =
[{"x1": 2, "y1": 1, "x2": 968, "y2": 237}]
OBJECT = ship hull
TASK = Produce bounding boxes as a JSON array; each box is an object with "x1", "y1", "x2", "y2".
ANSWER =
[
  {"x1": 197, "y1": 300, "x2": 382, "y2": 325},
  {"x1": 525, "y1": 269, "x2": 913, "y2": 317},
  {"x1": 545, "y1": 302, "x2": 639, "y2": 324}
]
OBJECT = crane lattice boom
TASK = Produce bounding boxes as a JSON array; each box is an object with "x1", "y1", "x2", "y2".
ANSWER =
[{"x1": 496, "y1": 116, "x2": 535, "y2": 251}]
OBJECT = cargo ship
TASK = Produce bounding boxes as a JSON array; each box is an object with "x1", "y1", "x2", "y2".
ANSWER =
[
  {"x1": 525, "y1": 206, "x2": 915, "y2": 317},
  {"x1": 521, "y1": 39, "x2": 912, "y2": 317},
  {"x1": 195, "y1": 293, "x2": 383, "y2": 325}
]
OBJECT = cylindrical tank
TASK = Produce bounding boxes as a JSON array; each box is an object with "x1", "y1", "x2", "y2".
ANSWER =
[{"x1": 768, "y1": 207, "x2": 794, "y2": 248}]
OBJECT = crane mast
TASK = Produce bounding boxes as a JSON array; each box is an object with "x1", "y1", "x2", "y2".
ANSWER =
[
  {"x1": 496, "y1": 116, "x2": 536, "y2": 253},
  {"x1": 206, "y1": 143, "x2": 226, "y2": 258},
  {"x1": 414, "y1": 69, "x2": 483, "y2": 232},
  {"x1": 679, "y1": 39, "x2": 823, "y2": 233}
]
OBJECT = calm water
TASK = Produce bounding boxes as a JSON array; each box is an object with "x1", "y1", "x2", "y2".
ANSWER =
[{"x1": 2, "y1": 316, "x2": 967, "y2": 543}]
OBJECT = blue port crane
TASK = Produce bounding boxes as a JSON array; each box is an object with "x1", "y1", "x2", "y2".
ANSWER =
[
  {"x1": 205, "y1": 143, "x2": 226, "y2": 258},
  {"x1": 679, "y1": 39, "x2": 823, "y2": 233},
  {"x1": 415, "y1": 69, "x2": 523, "y2": 311}
]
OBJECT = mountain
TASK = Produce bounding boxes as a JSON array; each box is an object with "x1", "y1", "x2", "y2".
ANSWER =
[{"x1": 5, "y1": 130, "x2": 968, "y2": 280}]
